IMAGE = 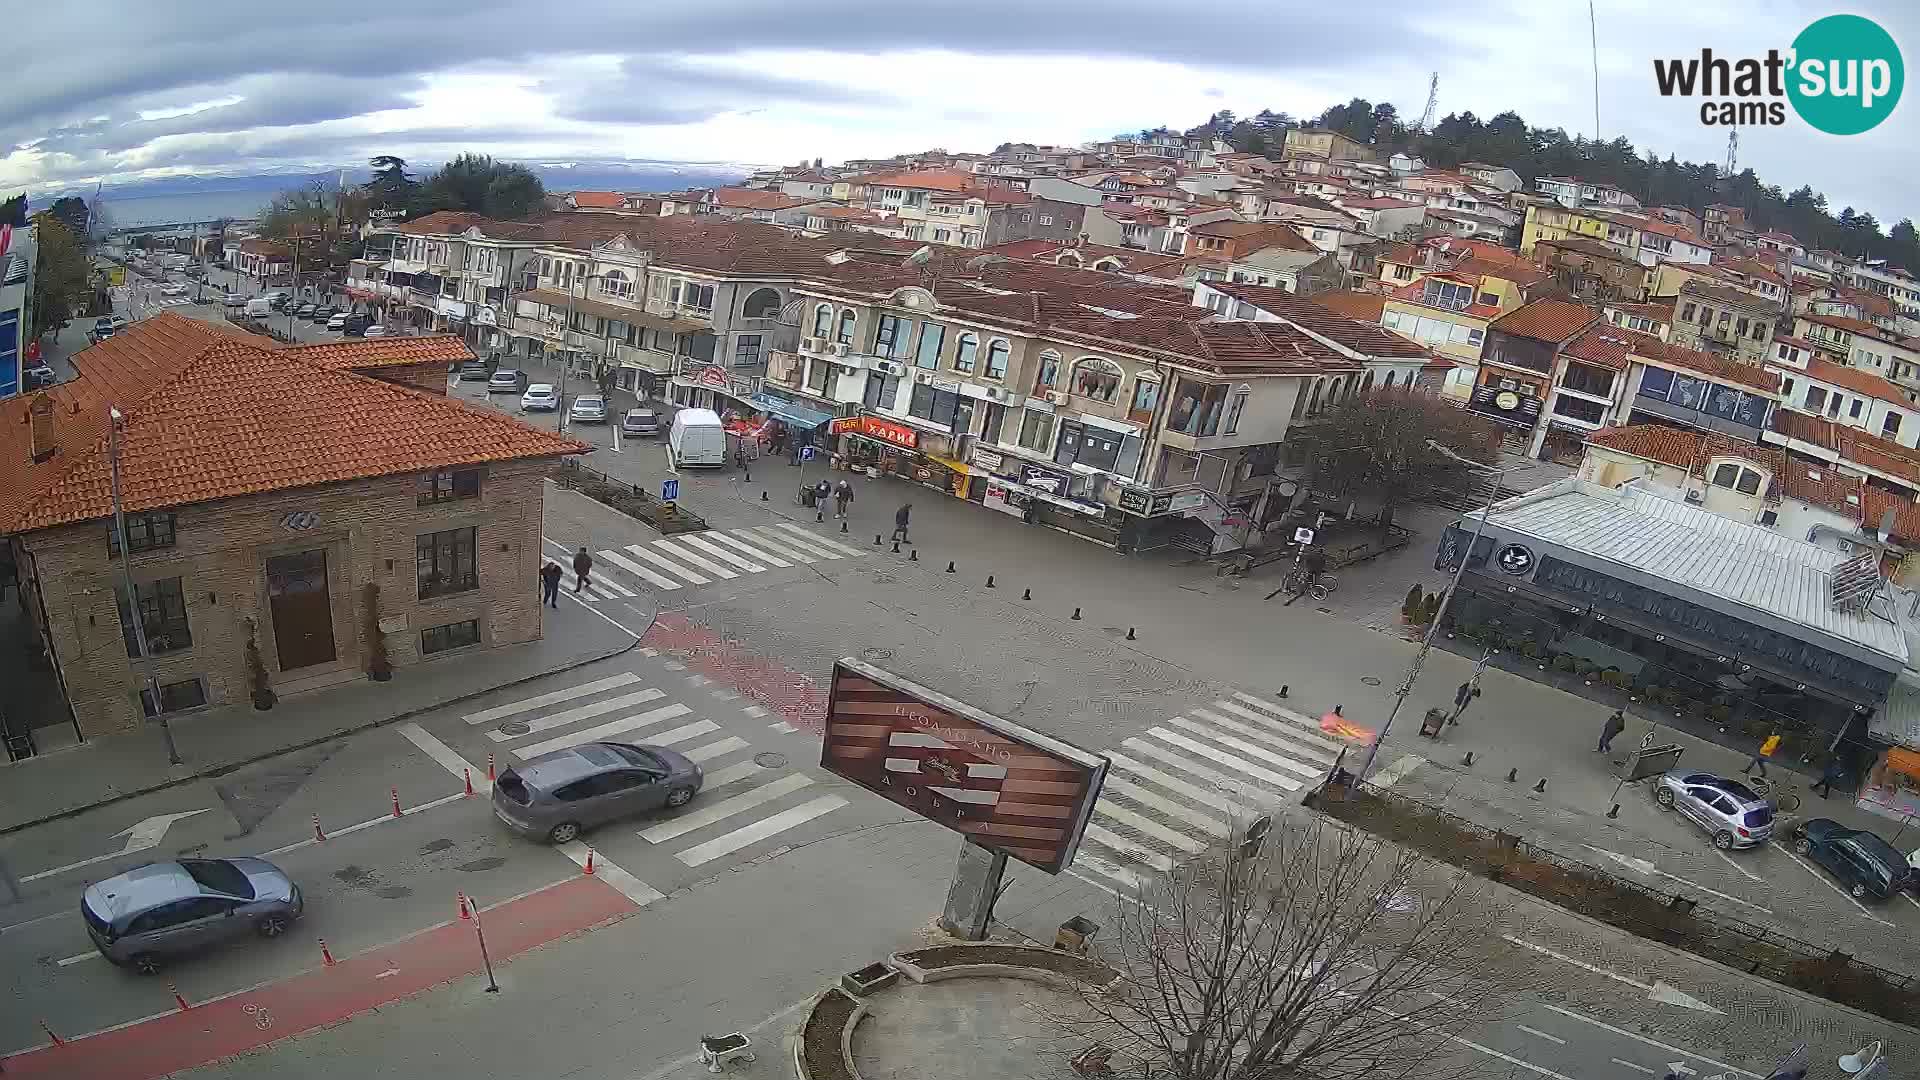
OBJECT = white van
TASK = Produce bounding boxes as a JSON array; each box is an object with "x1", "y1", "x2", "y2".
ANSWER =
[
  {"x1": 244, "y1": 297, "x2": 274, "y2": 318},
  {"x1": 667, "y1": 408, "x2": 726, "y2": 468}
]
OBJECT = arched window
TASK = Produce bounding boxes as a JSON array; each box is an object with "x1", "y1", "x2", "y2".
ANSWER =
[
  {"x1": 599, "y1": 269, "x2": 633, "y2": 299},
  {"x1": 1130, "y1": 375, "x2": 1161, "y2": 415},
  {"x1": 742, "y1": 288, "x2": 781, "y2": 319},
  {"x1": 812, "y1": 303, "x2": 833, "y2": 337},
  {"x1": 985, "y1": 339, "x2": 1010, "y2": 379},
  {"x1": 836, "y1": 308, "x2": 857, "y2": 345},
  {"x1": 1034, "y1": 350, "x2": 1061, "y2": 390},
  {"x1": 1361, "y1": 371, "x2": 1375, "y2": 394},
  {"x1": 1307, "y1": 379, "x2": 1325, "y2": 415},
  {"x1": 954, "y1": 333, "x2": 978, "y2": 374},
  {"x1": 1384, "y1": 371, "x2": 1398, "y2": 389},
  {"x1": 1071, "y1": 357, "x2": 1125, "y2": 402}
]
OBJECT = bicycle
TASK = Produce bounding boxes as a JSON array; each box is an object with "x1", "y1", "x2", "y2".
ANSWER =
[
  {"x1": 1281, "y1": 568, "x2": 1338, "y2": 601},
  {"x1": 1745, "y1": 774, "x2": 1802, "y2": 814}
]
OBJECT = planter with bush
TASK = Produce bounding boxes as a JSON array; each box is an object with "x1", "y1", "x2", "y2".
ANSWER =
[
  {"x1": 244, "y1": 618, "x2": 276, "y2": 711},
  {"x1": 1402, "y1": 584, "x2": 1424, "y2": 624}
]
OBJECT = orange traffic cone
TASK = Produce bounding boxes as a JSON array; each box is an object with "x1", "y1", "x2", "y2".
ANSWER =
[
  {"x1": 463, "y1": 768, "x2": 474, "y2": 797},
  {"x1": 319, "y1": 938, "x2": 336, "y2": 967},
  {"x1": 312, "y1": 814, "x2": 327, "y2": 842},
  {"x1": 457, "y1": 892, "x2": 472, "y2": 921},
  {"x1": 487, "y1": 752, "x2": 496, "y2": 782},
  {"x1": 170, "y1": 983, "x2": 191, "y2": 1011},
  {"x1": 583, "y1": 849, "x2": 596, "y2": 876}
]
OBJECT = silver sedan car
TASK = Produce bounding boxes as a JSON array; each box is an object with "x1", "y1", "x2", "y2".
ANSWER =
[
  {"x1": 492, "y1": 741, "x2": 704, "y2": 844},
  {"x1": 82, "y1": 857, "x2": 303, "y2": 974},
  {"x1": 1654, "y1": 771, "x2": 1775, "y2": 849}
]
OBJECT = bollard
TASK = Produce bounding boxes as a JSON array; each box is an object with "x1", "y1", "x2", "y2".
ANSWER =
[
  {"x1": 1071, "y1": 607, "x2": 1082, "y2": 620},
  {"x1": 1333, "y1": 704, "x2": 1343, "y2": 716},
  {"x1": 457, "y1": 892, "x2": 472, "y2": 921},
  {"x1": 39, "y1": 1019, "x2": 63, "y2": 1046},
  {"x1": 487, "y1": 752, "x2": 496, "y2": 782},
  {"x1": 945, "y1": 560, "x2": 956, "y2": 573},
  {"x1": 312, "y1": 814, "x2": 327, "y2": 842},
  {"x1": 464, "y1": 769, "x2": 474, "y2": 797},
  {"x1": 761, "y1": 491, "x2": 768, "y2": 501},
  {"x1": 840, "y1": 521, "x2": 849, "y2": 533},
  {"x1": 170, "y1": 983, "x2": 192, "y2": 1011},
  {"x1": 391, "y1": 787, "x2": 403, "y2": 818},
  {"x1": 1278, "y1": 685, "x2": 1289, "y2": 698},
  {"x1": 875, "y1": 534, "x2": 883, "y2": 546},
  {"x1": 319, "y1": 938, "x2": 337, "y2": 967},
  {"x1": 1021, "y1": 588, "x2": 1031, "y2": 600},
  {"x1": 583, "y1": 849, "x2": 596, "y2": 876},
  {"x1": 1505, "y1": 768, "x2": 1518, "y2": 783},
  {"x1": 1460, "y1": 751, "x2": 1474, "y2": 767},
  {"x1": 1532, "y1": 778, "x2": 1547, "y2": 793},
  {"x1": 1126, "y1": 627, "x2": 1136, "y2": 641},
  {"x1": 1606, "y1": 804, "x2": 1620, "y2": 819},
  {"x1": 908, "y1": 549, "x2": 918, "y2": 562},
  {"x1": 891, "y1": 541, "x2": 901, "y2": 554},
  {"x1": 985, "y1": 575, "x2": 996, "y2": 588},
  {"x1": 816, "y1": 511, "x2": 824, "y2": 522}
]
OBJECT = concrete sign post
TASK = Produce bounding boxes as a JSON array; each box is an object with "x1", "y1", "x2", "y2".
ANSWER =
[{"x1": 939, "y1": 839, "x2": 1008, "y2": 941}]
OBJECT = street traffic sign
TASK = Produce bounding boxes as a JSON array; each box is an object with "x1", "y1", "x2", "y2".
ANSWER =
[
  {"x1": 1293, "y1": 527, "x2": 1315, "y2": 545},
  {"x1": 801, "y1": 446, "x2": 816, "y2": 461},
  {"x1": 661, "y1": 478, "x2": 680, "y2": 502}
]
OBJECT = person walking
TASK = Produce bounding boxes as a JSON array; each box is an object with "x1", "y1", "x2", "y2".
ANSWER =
[
  {"x1": 1596, "y1": 709, "x2": 1626, "y2": 753},
  {"x1": 572, "y1": 546, "x2": 594, "y2": 593},
  {"x1": 834, "y1": 479, "x2": 854, "y2": 519},
  {"x1": 1743, "y1": 730, "x2": 1781, "y2": 778},
  {"x1": 540, "y1": 560, "x2": 563, "y2": 608},
  {"x1": 892, "y1": 502, "x2": 913, "y2": 544},
  {"x1": 1813, "y1": 755, "x2": 1845, "y2": 798}
]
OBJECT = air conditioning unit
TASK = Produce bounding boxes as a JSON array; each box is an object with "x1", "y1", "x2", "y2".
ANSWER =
[
  {"x1": 1684, "y1": 488, "x2": 1704, "y2": 504},
  {"x1": 1046, "y1": 390, "x2": 1069, "y2": 406},
  {"x1": 873, "y1": 359, "x2": 906, "y2": 377},
  {"x1": 801, "y1": 336, "x2": 822, "y2": 353},
  {"x1": 983, "y1": 386, "x2": 1009, "y2": 402},
  {"x1": 832, "y1": 342, "x2": 851, "y2": 357}
]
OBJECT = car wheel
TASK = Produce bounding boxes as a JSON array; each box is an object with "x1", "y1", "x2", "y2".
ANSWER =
[
  {"x1": 667, "y1": 786, "x2": 696, "y2": 808},
  {"x1": 548, "y1": 821, "x2": 581, "y2": 845},
  {"x1": 1850, "y1": 882, "x2": 1868, "y2": 899},
  {"x1": 1655, "y1": 787, "x2": 1675, "y2": 808},
  {"x1": 1793, "y1": 837, "x2": 1812, "y2": 855},
  {"x1": 130, "y1": 953, "x2": 162, "y2": 976},
  {"x1": 1712, "y1": 830, "x2": 1735, "y2": 850},
  {"x1": 257, "y1": 914, "x2": 290, "y2": 938}
]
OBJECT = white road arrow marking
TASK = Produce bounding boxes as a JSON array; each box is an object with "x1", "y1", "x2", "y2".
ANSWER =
[
  {"x1": 23, "y1": 809, "x2": 212, "y2": 882},
  {"x1": 1585, "y1": 844, "x2": 1657, "y2": 876},
  {"x1": 1503, "y1": 935, "x2": 1723, "y2": 1014}
]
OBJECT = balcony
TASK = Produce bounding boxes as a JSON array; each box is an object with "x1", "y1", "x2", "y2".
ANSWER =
[{"x1": 767, "y1": 350, "x2": 806, "y2": 388}]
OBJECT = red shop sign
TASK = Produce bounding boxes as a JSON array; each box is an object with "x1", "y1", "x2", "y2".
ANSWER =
[
  {"x1": 697, "y1": 366, "x2": 731, "y2": 388},
  {"x1": 859, "y1": 416, "x2": 919, "y2": 450},
  {"x1": 829, "y1": 416, "x2": 863, "y2": 435}
]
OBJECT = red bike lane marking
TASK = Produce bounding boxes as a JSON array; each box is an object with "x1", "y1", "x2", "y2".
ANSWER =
[
  {"x1": 4, "y1": 874, "x2": 636, "y2": 1079},
  {"x1": 643, "y1": 612, "x2": 828, "y2": 733}
]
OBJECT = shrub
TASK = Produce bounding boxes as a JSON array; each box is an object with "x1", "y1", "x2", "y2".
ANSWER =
[
  {"x1": 363, "y1": 583, "x2": 392, "y2": 681},
  {"x1": 244, "y1": 618, "x2": 276, "y2": 711},
  {"x1": 1403, "y1": 584, "x2": 1424, "y2": 620},
  {"x1": 1553, "y1": 653, "x2": 1578, "y2": 673},
  {"x1": 1420, "y1": 593, "x2": 1442, "y2": 625}
]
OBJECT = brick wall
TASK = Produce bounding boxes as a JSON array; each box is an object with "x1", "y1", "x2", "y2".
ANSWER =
[
  {"x1": 369, "y1": 361, "x2": 450, "y2": 396},
  {"x1": 23, "y1": 458, "x2": 554, "y2": 739}
]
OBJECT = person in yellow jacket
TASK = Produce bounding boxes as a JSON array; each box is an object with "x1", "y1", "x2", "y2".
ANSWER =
[{"x1": 1742, "y1": 732, "x2": 1782, "y2": 778}]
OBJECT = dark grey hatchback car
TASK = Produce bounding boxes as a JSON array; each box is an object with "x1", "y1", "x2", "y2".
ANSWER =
[
  {"x1": 492, "y1": 741, "x2": 704, "y2": 844},
  {"x1": 83, "y1": 857, "x2": 303, "y2": 974}
]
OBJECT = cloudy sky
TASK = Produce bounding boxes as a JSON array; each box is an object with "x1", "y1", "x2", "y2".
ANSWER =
[{"x1": 3, "y1": 1, "x2": 1915, "y2": 220}]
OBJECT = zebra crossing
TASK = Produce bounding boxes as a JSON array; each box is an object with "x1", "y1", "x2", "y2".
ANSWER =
[
  {"x1": 1071, "y1": 692, "x2": 1353, "y2": 894},
  {"x1": 461, "y1": 671, "x2": 846, "y2": 868},
  {"x1": 551, "y1": 523, "x2": 868, "y2": 598}
]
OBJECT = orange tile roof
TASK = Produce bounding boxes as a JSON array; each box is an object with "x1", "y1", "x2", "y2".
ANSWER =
[
  {"x1": 1489, "y1": 299, "x2": 1599, "y2": 344},
  {"x1": 1801, "y1": 312, "x2": 1889, "y2": 339},
  {"x1": 568, "y1": 191, "x2": 626, "y2": 209},
  {"x1": 1203, "y1": 283, "x2": 1428, "y2": 359},
  {"x1": 1767, "y1": 407, "x2": 1840, "y2": 450},
  {"x1": 1586, "y1": 423, "x2": 1784, "y2": 476},
  {"x1": 1802, "y1": 358, "x2": 1908, "y2": 403},
  {"x1": 853, "y1": 168, "x2": 979, "y2": 193},
  {"x1": 713, "y1": 187, "x2": 814, "y2": 211},
  {"x1": 1563, "y1": 325, "x2": 1643, "y2": 371},
  {"x1": 1631, "y1": 334, "x2": 1782, "y2": 394},
  {"x1": 1311, "y1": 290, "x2": 1387, "y2": 322},
  {"x1": 281, "y1": 336, "x2": 473, "y2": 371},
  {"x1": 1780, "y1": 463, "x2": 1864, "y2": 518},
  {"x1": 1860, "y1": 486, "x2": 1920, "y2": 543},
  {"x1": 0, "y1": 314, "x2": 588, "y2": 534}
]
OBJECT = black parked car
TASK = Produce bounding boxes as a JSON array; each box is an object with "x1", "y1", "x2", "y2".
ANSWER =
[
  {"x1": 1792, "y1": 818, "x2": 1911, "y2": 901},
  {"x1": 341, "y1": 314, "x2": 374, "y2": 336}
]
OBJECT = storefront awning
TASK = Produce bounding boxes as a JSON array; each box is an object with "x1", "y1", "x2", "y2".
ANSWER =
[
  {"x1": 747, "y1": 393, "x2": 833, "y2": 429},
  {"x1": 924, "y1": 454, "x2": 973, "y2": 475}
]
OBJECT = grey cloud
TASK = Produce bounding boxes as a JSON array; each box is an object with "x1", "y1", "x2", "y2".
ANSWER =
[
  {"x1": 31, "y1": 76, "x2": 429, "y2": 155},
  {"x1": 557, "y1": 56, "x2": 898, "y2": 126}
]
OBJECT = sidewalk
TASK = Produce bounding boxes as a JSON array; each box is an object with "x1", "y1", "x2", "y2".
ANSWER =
[{"x1": 0, "y1": 595, "x2": 638, "y2": 836}]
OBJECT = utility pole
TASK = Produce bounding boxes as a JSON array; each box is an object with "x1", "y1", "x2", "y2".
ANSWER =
[{"x1": 109, "y1": 407, "x2": 182, "y2": 767}]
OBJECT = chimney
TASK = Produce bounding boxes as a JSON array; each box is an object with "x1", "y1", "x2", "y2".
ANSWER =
[
  {"x1": 1879, "y1": 507, "x2": 1897, "y2": 538},
  {"x1": 27, "y1": 394, "x2": 55, "y2": 463}
]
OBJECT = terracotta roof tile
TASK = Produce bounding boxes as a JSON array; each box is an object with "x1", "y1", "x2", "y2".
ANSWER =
[
  {"x1": 1586, "y1": 423, "x2": 1784, "y2": 476},
  {"x1": 282, "y1": 336, "x2": 473, "y2": 371},
  {"x1": 712, "y1": 188, "x2": 814, "y2": 211},
  {"x1": 1860, "y1": 486, "x2": 1920, "y2": 543},
  {"x1": 1780, "y1": 463, "x2": 1864, "y2": 517},
  {"x1": 1489, "y1": 299, "x2": 1599, "y2": 344},
  {"x1": 1801, "y1": 312, "x2": 1890, "y2": 339},
  {"x1": 568, "y1": 191, "x2": 626, "y2": 209},
  {"x1": 1534, "y1": 235, "x2": 1643, "y2": 265},
  {"x1": 1310, "y1": 290, "x2": 1387, "y2": 322},
  {"x1": 0, "y1": 314, "x2": 587, "y2": 534},
  {"x1": 1202, "y1": 283, "x2": 1427, "y2": 359},
  {"x1": 1802, "y1": 358, "x2": 1907, "y2": 403},
  {"x1": 1630, "y1": 334, "x2": 1782, "y2": 394},
  {"x1": 1767, "y1": 408, "x2": 1840, "y2": 450}
]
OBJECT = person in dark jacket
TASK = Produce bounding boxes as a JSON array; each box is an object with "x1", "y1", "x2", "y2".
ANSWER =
[
  {"x1": 572, "y1": 547, "x2": 594, "y2": 593},
  {"x1": 1597, "y1": 709, "x2": 1626, "y2": 753},
  {"x1": 540, "y1": 561, "x2": 563, "y2": 608},
  {"x1": 834, "y1": 479, "x2": 854, "y2": 519},
  {"x1": 892, "y1": 503, "x2": 913, "y2": 544}
]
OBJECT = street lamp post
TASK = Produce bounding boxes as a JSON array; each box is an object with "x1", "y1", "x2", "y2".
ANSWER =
[
  {"x1": 109, "y1": 407, "x2": 182, "y2": 767},
  {"x1": 1354, "y1": 440, "x2": 1508, "y2": 785}
]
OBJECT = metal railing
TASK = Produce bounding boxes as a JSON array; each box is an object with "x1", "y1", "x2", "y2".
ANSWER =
[{"x1": 553, "y1": 460, "x2": 708, "y2": 536}]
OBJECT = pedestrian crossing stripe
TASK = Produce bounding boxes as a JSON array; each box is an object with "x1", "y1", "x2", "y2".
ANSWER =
[
  {"x1": 674, "y1": 795, "x2": 847, "y2": 866},
  {"x1": 651, "y1": 538, "x2": 738, "y2": 580},
  {"x1": 510, "y1": 703, "x2": 692, "y2": 759},
  {"x1": 750, "y1": 525, "x2": 843, "y2": 559},
  {"x1": 621, "y1": 543, "x2": 711, "y2": 585},
  {"x1": 701, "y1": 531, "x2": 794, "y2": 567},
  {"x1": 771, "y1": 522, "x2": 865, "y2": 557},
  {"x1": 595, "y1": 548, "x2": 682, "y2": 591},
  {"x1": 722, "y1": 529, "x2": 818, "y2": 564},
  {"x1": 463, "y1": 673, "x2": 642, "y2": 725},
  {"x1": 560, "y1": 525, "x2": 888, "y2": 596},
  {"x1": 639, "y1": 772, "x2": 814, "y2": 844},
  {"x1": 675, "y1": 534, "x2": 766, "y2": 573},
  {"x1": 484, "y1": 688, "x2": 667, "y2": 741}
]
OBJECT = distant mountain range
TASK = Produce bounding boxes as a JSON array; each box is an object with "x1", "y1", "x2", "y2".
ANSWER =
[{"x1": 39, "y1": 159, "x2": 753, "y2": 204}]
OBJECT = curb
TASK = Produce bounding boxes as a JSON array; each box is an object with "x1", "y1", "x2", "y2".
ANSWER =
[{"x1": 0, "y1": 633, "x2": 642, "y2": 840}]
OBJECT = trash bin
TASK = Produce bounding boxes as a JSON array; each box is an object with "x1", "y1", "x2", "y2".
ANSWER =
[{"x1": 1056, "y1": 915, "x2": 1099, "y2": 954}]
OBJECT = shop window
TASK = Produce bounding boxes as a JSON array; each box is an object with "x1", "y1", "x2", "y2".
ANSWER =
[
  {"x1": 417, "y1": 468, "x2": 482, "y2": 506},
  {"x1": 1017, "y1": 410, "x2": 1055, "y2": 453},
  {"x1": 141, "y1": 678, "x2": 208, "y2": 718},
  {"x1": 1056, "y1": 421, "x2": 1123, "y2": 472},
  {"x1": 985, "y1": 340, "x2": 1009, "y2": 380},
  {"x1": 1550, "y1": 394, "x2": 1606, "y2": 425},
  {"x1": 117, "y1": 577, "x2": 192, "y2": 657},
  {"x1": 953, "y1": 333, "x2": 978, "y2": 374},
  {"x1": 1071, "y1": 357, "x2": 1124, "y2": 402},
  {"x1": 1637, "y1": 367, "x2": 1675, "y2": 400},
  {"x1": 908, "y1": 383, "x2": 961, "y2": 427},
  {"x1": 981, "y1": 402, "x2": 1006, "y2": 444},
  {"x1": 1034, "y1": 350, "x2": 1061, "y2": 391},
  {"x1": 734, "y1": 334, "x2": 764, "y2": 368},
  {"x1": 916, "y1": 323, "x2": 946, "y2": 370},
  {"x1": 836, "y1": 308, "x2": 857, "y2": 345},
  {"x1": 863, "y1": 372, "x2": 899, "y2": 410},
  {"x1": 108, "y1": 511, "x2": 176, "y2": 555},
  {"x1": 421, "y1": 619, "x2": 481, "y2": 656},
  {"x1": 418, "y1": 527, "x2": 479, "y2": 600},
  {"x1": 811, "y1": 304, "x2": 833, "y2": 337}
]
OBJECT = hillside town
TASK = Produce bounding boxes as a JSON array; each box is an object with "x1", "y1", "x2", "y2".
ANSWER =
[{"x1": 4, "y1": 118, "x2": 1920, "y2": 1080}]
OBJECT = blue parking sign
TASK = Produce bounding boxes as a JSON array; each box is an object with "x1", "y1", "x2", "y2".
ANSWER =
[
  {"x1": 800, "y1": 446, "x2": 816, "y2": 461},
  {"x1": 661, "y1": 478, "x2": 680, "y2": 501}
]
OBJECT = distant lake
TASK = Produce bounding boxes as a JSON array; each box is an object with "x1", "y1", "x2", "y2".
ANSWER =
[{"x1": 100, "y1": 190, "x2": 270, "y2": 229}]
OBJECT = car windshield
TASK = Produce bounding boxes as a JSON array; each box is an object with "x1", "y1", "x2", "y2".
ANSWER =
[
  {"x1": 181, "y1": 858, "x2": 256, "y2": 899},
  {"x1": 612, "y1": 744, "x2": 665, "y2": 769}
]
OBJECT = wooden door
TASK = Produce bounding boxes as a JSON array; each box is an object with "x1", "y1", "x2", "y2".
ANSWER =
[{"x1": 266, "y1": 549, "x2": 336, "y2": 671}]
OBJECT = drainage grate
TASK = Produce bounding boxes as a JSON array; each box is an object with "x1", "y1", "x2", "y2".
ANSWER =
[
  {"x1": 496, "y1": 720, "x2": 531, "y2": 737},
  {"x1": 859, "y1": 647, "x2": 895, "y2": 662}
]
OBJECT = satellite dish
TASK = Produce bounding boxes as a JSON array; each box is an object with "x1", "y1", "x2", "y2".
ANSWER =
[{"x1": 906, "y1": 245, "x2": 934, "y2": 267}]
